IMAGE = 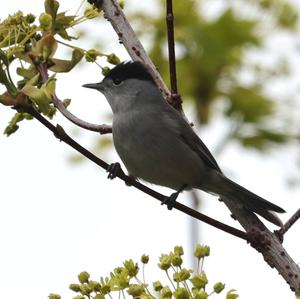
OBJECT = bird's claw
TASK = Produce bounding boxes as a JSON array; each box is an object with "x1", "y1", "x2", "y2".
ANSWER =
[
  {"x1": 161, "y1": 184, "x2": 188, "y2": 210},
  {"x1": 162, "y1": 192, "x2": 179, "y2": 210},
  {"x1": 107, "y1": 162, "x2": 122, "y2": 179}
]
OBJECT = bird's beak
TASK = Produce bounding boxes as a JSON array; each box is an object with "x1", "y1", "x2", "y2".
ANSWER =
[{"x1": 82, "y1": 82, "x2": 104, "y2": 91}]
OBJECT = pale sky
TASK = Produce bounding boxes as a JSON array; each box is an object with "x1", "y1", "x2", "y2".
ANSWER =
[{"x1": 0, "y1": 1, "x2": 299, "y2": 299}]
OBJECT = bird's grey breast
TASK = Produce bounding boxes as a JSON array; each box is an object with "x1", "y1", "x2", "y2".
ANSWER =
[{"x1": 112, "y1": 110, "x2": 155, "y2": 178}]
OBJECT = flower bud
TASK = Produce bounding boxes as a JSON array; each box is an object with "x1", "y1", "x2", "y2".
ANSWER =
[
  {"x1": 174, "y1": 246, "x2": 184, "y2": 256},
  {"x1": 213, "y1": 282, "x2": 225, "y2": 294},
  {"x1": 161, "y1": 286, "x2": 172, "y2": 299},
  {"x1": 102, "y1": 67, "x2": 111, "y2": 76},
  {"x1": 171, "y1": 254, "x2": 183, "y2": 267},
  {"x1": 39, "y1": 13, "x2": 52, "y2": 31},
  {"x1": 78, "y1": 271, "x2": 90, "y2": 284},
  {"x1": 194, "y1": 290, "x2": 208, "y2": 299},
  {"x1": 100, "y1": 282, "x2": 111, "y2": 294},
  {"x1": 190, "y1": 273, "x2": 208, "y2": 289},
  {"x1": 85, "y1": 49, "x2": 101, "y2": 62},
  {"x1": 26, "y1": 13, "x2": 36, "y2": 24},
  {"x1": 158, "y1": 254, "x2": 171, "y2": 270},
  {"x1": 173, "y1": 269, "x2": 191, "y2": 283},
  {"x1": 124, "y1": 259, "x2": 139, "y2": 277},
  {"x1": 127, "y1": 284, "x2": 145, "y2": 297},
  {"x1": 119, "y1": 0, "x2": 125, "y2": 9},
  {"x1": 194, "y1": 245, "x2": 210, "y2": 259},
  {"x1": 153, "y1": 281, "x2": 163, "y2": 291},
  {"x1": 80, "y1": 284, "x2": 92, "y2": 295},
  {"x1": 107, "y1": 53, "x2": 121, "y2": 65},
  {"x1": 69, "y1": 283, "x2": 81, "y2": 292},
  {"x1": 89, "y1": 280, "x2": 101, "y2": 292},
  {"x1": 173, "y1": 288, "x2": 189, "y2": 299},
  {"x1": 141, "y1": 254, "x2": 149, "y2": 264},
  {"x1": 226, "y1": 289, "x2": 239, "y2": 299}
]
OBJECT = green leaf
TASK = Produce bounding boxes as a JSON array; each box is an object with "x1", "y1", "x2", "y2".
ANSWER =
[
  {"x1": 22, "y1": 84, "x2": 50, "y2": 114},
  {"x1": 45, "y1": 0, "x2": 59, "y2": 22},
  {"x1": 26, "y1": 73, "x2": 41, "y2": 86},
  {"x1": 226, "y1": 86, "x2": 274, "y2": 123},
  {"x1": 31, "y1": 34, "x2": 58, "y2": 60},
  {"x1": 4, "y1": 112, "x2": 33, "y2": 136},
  {"x1": 0, "y1": 49, "x2": 17, "y2": 96},
  {"x1": 0, "y1": 92, "x2": 17, "y2": 106},
  {"x1": 237, "y1": 128, "x2": 290, "y2": 150},
  {"x1": 17, "y1": 65, "x2": 38, "y2": 80},
  {"x1": 21, "y1": 77, "x2": 56, "y2": 116},
  {"x1": 0, "y1": 49, "x2": 10, "y2": 67},
  {"x1": 50, "y1": 48, "x2": 84, "y2": 72},
  {"x1": 54, "y1": 12, "x2": 76, "y2": 40}
]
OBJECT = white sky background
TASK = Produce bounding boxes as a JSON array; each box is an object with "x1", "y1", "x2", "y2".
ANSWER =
[{"x1": 0, "y1": 1, "x2": 299, "y2": 299}]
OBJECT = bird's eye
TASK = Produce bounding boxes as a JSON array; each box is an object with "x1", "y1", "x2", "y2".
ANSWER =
[{"x1": 113, "y1": 78, "x2": 123, "y2": 86}]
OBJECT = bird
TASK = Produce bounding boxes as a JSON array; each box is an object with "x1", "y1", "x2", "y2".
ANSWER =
[{"x1": 83, "y1": 61, "x2": 285, "y2": 226}]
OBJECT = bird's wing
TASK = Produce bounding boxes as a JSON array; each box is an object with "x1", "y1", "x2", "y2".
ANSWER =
[
  {"x1": 164, "y1": 106, "x2": 222, "y2": 172},
  {"x1": 179, "y1": 128, "x2": 222, "y2": 172}
]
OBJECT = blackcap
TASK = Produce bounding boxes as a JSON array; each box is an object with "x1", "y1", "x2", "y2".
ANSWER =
[{"x1": 83, "y1": 61, "x2": 285, "y2": 226}]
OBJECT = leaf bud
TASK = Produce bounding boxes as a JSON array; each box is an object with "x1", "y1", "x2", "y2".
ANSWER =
[
  {"x1": 158, "y1": 254, "x2": 171, "y2": 270},
  {"x1": 39, "y1": 13, "x2": 52, "y2": 31},
  {"x1": 161, "y1": 286, "x2": 172, "y2": 299},
  {"x1": 78, "y1": 271, "x2": 90, "y2": 284},
  {"x1": 153, "y1": 281, "x2": 163, "y2": 291},
  {"x1": 190, "y1": 273, "x2": 208, "y2": 289},
  {"x1": 69, "y1": 284, "x2": 81, "y2": 292},
  {"x1": 127, "y1": 284, "x2": 145, "y2": 297},
  {"x1": 173, "y1": 288, "x2": 189, "y2": 299},
  {"x1": 141, "y1": 254, "x2": 149, "y2": 264},
  {"x1": 213, "y1": 282, "x2": 225, "y2": 294},
  {"x1": 171, "y1": 254, "x2": 183, "y2": 267}
]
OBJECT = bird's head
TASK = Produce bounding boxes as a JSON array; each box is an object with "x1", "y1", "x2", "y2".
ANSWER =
[{"x1": 83, "y1": 61, "x2": 160, "y2": 114}]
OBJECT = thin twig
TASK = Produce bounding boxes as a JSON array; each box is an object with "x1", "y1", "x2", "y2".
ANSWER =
[
  {"x1": 166, "y1": 0, "x2": 177, "y2": 94},
  {"x1": 166, "y1": 0, "x2": 182, "y2": 111},
  {"x1": 34, "y1": 62, "x2": 112, "y2": 134},
  {"x1": 20, "y1": 103, "x2": 249, "y2": 242},
  {"x1": 278, "y1": 207, "x2": 300, "y2": 236}
]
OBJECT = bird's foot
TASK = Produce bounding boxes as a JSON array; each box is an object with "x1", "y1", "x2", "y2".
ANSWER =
[
  {"x1": 107, "y1": 162, "x2": 123, "y2": 179},
  {"x1": 162, "y1": 184, "x2": 188, "y2": 210},
  {"x1": 125, "y1": 174, "x2": 137, "y2": 186}
]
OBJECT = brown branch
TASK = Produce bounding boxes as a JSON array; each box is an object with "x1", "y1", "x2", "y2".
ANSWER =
[
  {"x1": 166, "y1": 0, "x2": 177, "y2": 94},
  {"x1": 34, "y1": 62, "x2": 112, "y2": 134},
  {"x1": 20, "y1": 102, "x2": 248, "y2": 241},
  {"x1": 165, "y1": 0, "x2": 183, "y2": 111},
  {"x1": 278, "y1": 207, "x2": 300, "y2": 236},
  {"x1": 220, "y1": 195, "x2": 300, "y2": 294}
]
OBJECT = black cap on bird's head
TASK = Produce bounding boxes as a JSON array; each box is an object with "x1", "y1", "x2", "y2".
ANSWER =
[
  {"x1": 82, "y1": 61, "x2": 155, "y2": 90},
  {"x1": 105, "y1": 61, "x2": 155, "y2": 84}
]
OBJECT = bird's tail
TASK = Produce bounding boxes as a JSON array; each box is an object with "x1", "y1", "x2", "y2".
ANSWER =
[{"x1": 218, "y1": 175, "x2": 285, "y2": 227}]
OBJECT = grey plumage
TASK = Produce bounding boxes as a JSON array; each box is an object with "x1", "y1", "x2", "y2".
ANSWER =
[{"x1": 83, "y1": 61, "x2": 285, "y2": 226}]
